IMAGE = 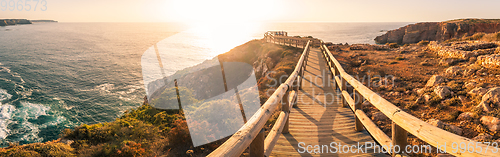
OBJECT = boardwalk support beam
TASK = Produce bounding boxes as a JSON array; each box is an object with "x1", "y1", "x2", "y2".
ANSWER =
[
  {"x1": 392, "y1": 122, "x2": 407, "y2": 156},
  {"x1": 250, "y1": 129, "x2": 264, "y2": 157}
]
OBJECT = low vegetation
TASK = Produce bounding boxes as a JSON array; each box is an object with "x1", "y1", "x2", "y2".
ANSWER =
[{"x1": 0, "y1": 39, "x2": 303, "y2": 156}]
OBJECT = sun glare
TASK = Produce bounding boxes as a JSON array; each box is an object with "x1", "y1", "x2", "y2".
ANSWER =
[{"x1": 168, "y1": 0, "x2": 280, "y2": 26}]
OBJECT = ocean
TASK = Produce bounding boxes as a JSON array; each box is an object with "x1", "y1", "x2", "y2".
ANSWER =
[{"x1": 0, "y1": 22, "x2": 409, "y2": 146}]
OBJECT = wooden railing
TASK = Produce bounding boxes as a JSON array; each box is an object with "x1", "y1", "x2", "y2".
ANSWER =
[
  {"x1": 208, "y1": 34, "x2": 311, "y2": 157},
  {"x1": 319, "y1": 40, "x2": 498, "y2": 157}
]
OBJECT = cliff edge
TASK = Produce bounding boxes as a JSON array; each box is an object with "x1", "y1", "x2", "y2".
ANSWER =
[
  {"x1": 0, "y1": 19, "x2": 32, "y2": 26},
  {"x1": 375, "y1": 19, "x2": 500, "y2": 44}
]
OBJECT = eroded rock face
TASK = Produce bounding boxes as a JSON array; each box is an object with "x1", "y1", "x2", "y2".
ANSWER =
[
  {"x1": 465, "y1": 82, "x2": 477, "y2": 89},
  {"x1": 371, "y1": 112, "x2": 388, "y2": 122},
  {"x1": 457, "y1": 112, "x2": 473, "y2": 121},
  {"x1": 445, "y1": 66, "x2": 463, "y2": 76},
  {"x1": 480, "y1": 116, "x2": 500, "y2": 132},
  {"x1": 477, "y1": 54, "x2": 500, "y2": 68},
  {"x1": 0, "y1": 19, "x2": 32, "y2": 26},
  {"x1": 477, "y1": 88, "x2": 500, "y2": 112},
  {"x1": 427, "y1": 41, "x2": 498, "y2": 59},
  {"x1": 375, "y1": 19, "x2": 500, "y2": 44},
  {"x1": 472, "y1": 134, "x2": 493, "y2": 142},
  {"x1": 0, "y1": 20, "x2": 8, "y2": 26},
  {"x1": 468, "y1": 87, "x2": 489, "y2": 97},
  {"x1": 427, "y1": 119, "x2": 463, "y2": 135},
  {"x1": 426, "y1": 75, "x2": 445, "y2": 87},
  {"x1": 434, "y1": 86, "x2": 452, "y2": 99}
]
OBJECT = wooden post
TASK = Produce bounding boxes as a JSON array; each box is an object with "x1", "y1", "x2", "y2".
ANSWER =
[
  {"x1": 341, "y1": 77, "x2": 347, "y2": 107},
  {"x1": 353, "y1": 89, "x2": 363, "y2": 132},
  {"x1": 392, "y1": 122, "x2": 408, "y2": 156},
  {"x1": 250, "y1": 129, "x2": 264, "y2": 157},
  {"x1": 282, "y1": 88, "x2": 290, "y2": 134},
  {"x1": 299, "y1": 66, "x2": 304, "y2": 90}
]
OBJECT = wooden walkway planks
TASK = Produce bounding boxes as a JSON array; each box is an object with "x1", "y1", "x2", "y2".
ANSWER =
[{"x1": 270, "y1": 48, "x2": 386, "y2": 157}]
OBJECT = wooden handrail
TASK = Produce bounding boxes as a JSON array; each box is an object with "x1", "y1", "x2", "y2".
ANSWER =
[
  {"x1": 319, "y1": 42, "x2": 498, "y2": 157},
  {"x1": 208, "y1": 34, "x2": 311, "y2": 156}
]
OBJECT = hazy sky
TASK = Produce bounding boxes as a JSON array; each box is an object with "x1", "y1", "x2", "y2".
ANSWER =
[{"x1": 1, "y1": 0, "x2": 500, "y2": 23}]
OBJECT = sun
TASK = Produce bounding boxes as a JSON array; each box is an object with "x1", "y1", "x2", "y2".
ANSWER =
[{"x1": 166, "y1": 0, "x2": 280, "y2": 25}]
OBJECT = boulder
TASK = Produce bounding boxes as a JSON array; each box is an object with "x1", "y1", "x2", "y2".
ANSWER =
[
  {"x1": 427, "y1": 119, "x2": 462, "y2": 135},
  {"x1": 417, "y1": 88, "x2": 427, "y2": 95},
  {"x1": 427, "y1": 119, "x2": 445, "y2": 128},
  {"x1": 415, "y1": 97, "x2": 425, "y2": 104},
  {"x1": 372, "y1": 112, "x2": 388, "y2": 122},
  {"x1": 426, "y1": 75, "x2": 445, "y2": 87},
  {"x1": 468, "y1": 87, "x2": 489, "y2": 97},
  {"x1": 458, "y1": 95, "x2": 469, "y2": 104},
  {"x1": 472, "y1": 134, "x2": 493, "y2": 142},
  {"x1": 480, "y1": 116, "x2": 500, "y2": 132},
  {"x1": 424, "y1": 94, "x2": 432, "y2": 102},
  {"x1": 463, "y1": 69, "x2": 476, "y2": 76},
  {"x1": 457, "y1": 112, "x2": 473, "y2": 121},
  {"x1": 464, "y1": 82, "x2": 477, "y2": 89},
  {"x1": 440, "y1": 58, "x2": 458, "y2": 66},
  {"x1": 477, "y1": 87, "x2": 500, "y2": 112},
  {"x1": 445, "y1": 66, "x2": 463, "y2": 76},
  {"x1": 434, "y1": 86, "x2": 452, "y2": 99},
  {"x1": 446, "y1": 124, "x2": 463, "y2": 135}
]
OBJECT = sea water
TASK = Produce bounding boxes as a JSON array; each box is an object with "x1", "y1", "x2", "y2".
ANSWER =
[{"x1": 0, "y1": 22, "x2": 409, "y2": 146}]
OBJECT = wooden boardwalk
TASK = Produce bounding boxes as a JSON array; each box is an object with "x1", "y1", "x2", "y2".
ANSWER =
[{"x1": 270, "y1": 48, "x2": 385, "y2": 156}]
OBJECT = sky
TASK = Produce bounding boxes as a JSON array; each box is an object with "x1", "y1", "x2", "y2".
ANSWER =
[{"x1": 1, "y1": 0, "x2": 500, "y2": 23}]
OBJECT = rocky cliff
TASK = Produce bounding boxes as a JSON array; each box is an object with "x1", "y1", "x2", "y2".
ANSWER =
[
  {"x1": 0, "y1": 19, "x2": 32, "y2": 26},
  {"x1": 375, "y1": 19, "x2": 500, "y2": 44},
  {"x1": 0, "y1": 20, "x2": 7, "y2": 26}
]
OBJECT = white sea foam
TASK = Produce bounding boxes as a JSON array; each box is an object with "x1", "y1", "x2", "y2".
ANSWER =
[
  {"x1": 0, "y1": 104, "x2": 15, "y2": 139},
  {"x1": 96, "y1": 83, "x2": 115, "y2": 92},
  {"x1": 1, "y1": 102, "x2": 68, "y2": 142},
  {"x1": 16, "y1": 102, "x2": 50, "y2": 119},
  {"x1": 0, "y1": 89, "x2": 12, "y2": 101}
]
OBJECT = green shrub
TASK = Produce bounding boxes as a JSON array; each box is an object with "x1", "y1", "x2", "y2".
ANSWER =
[
  {"x1": 471, "y1": 106, "x2": 483, "y2": 119},
  {"x1": 443, "y1": 97, "x2": 461, "y2": 106},
  {"x1": 388, "y1": 61, "x2": 398, "y2": 65},
  {"x1": 417, "y1": 40, "x2": 430, "y2": 46},
  {"x1": 436, "y1": 103, "x2": 445, "y2": 111},
  {"x1": 395, "y1": 57, "x2": 405, "y2": 60},
  {"x1": 445, "y1": 110, "x2": 461, "y2": 121},
  {"x1": 447, "y1": 81, "x2": 463, "y2": 92},
  {"x1": 387, "y1": 43, "x2": 399, "y2": 48},
  {"x1": 427, "y1": 93, "x2": 442, "y2": 106},
  {"x1": 0, "y1": 142, "x2": 75, "y2": 157},
  {"x1": 464, "y1": 32, "x2": 485, "y2": 40},
  {"x1": 444, "y1": 38, "x2": 460, "y2": 43},
  {"x1": 405, "y1": 103, "x2": 418, "y2": 110}
]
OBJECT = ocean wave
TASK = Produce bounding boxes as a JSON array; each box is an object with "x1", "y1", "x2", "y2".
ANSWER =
[
  {"x1": 0, "y1": 89, "x2": 12, "y2": 101},
  {"x1": 95, "y1": 83, "x2": 115, "y2": 92},
  {"x1": 0, "y1": 101, "x2": 68, "y2": 143},
  {"x1": 0, "y1": 104, "x2": 15, "y2": 139}
]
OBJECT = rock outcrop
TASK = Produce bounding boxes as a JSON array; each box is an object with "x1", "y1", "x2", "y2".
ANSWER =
[
  {"x1": 426, "y1": 75, "x2": 445, "y2": 87},
  {"x1": 427, "y1": 41, "x2": 498, "y2": 59},
  {"x1": 0, "y1": 19, "x2": 32, "y2": 26},
  {"x1": 375, "y1": 19, "x2": 500, "y2": 44},
  {"x1": 477, "y1": 54, "x2": 500, "y2": 68},
  {"x1": 0, "y1": 20, "x2": 8, "y2": 26},
  {"x1": 480, "y1": 116, "x2": 500, "y2": 132},
  {"x1": 477, "y1": 87, "x2": 500, "y2": 112}
]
